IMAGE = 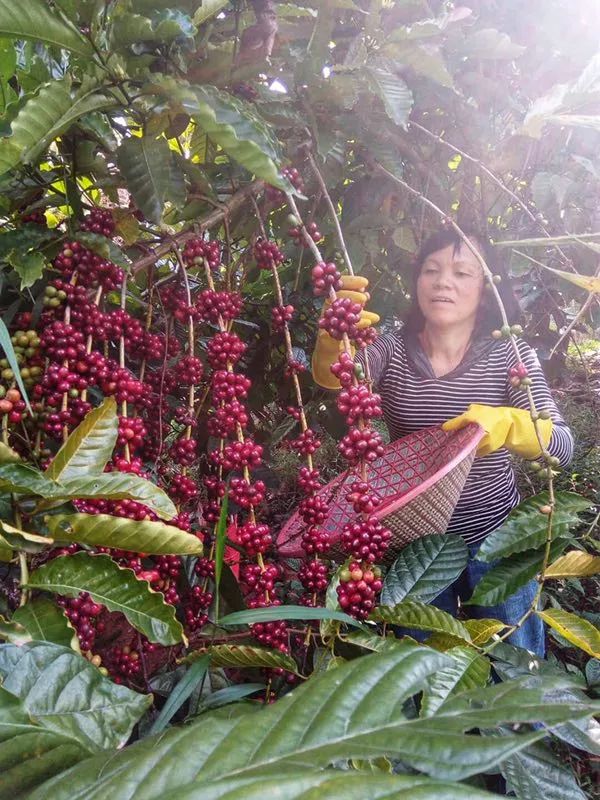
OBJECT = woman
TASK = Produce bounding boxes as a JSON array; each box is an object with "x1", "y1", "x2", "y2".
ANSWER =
[{"x1": 312, "y1": 229, "x2": 574, "y2": 656}]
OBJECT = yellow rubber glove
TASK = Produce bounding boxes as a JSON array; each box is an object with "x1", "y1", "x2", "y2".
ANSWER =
[
  {"x1": 442, "y1": 404, "x2": 553, "y2": 458},
  {"x1": 311, "y1": 275, "x2": 380, "y2": 389}
]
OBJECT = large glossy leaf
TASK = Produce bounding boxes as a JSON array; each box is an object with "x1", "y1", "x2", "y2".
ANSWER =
[
  {"x1": 0, "y1": 642, "x2": 151, "y2": 752},
  {"x1": 45, "y1": 397, "x2": 118, "y2": 481},
  {"x1": 55, "y1": 474, "x2": 177, "y2": 520},
  {"x1": 0, "y1": 80, "x2": 114, "y2": 176},
  {"x1": 544, "y1": 688, "x2": 600, "y2": 756},
  {"x1": 12, "y1": 597, "x2": 78, "y2": 650},
  {"x1": 0, "y1": 463, "x2": 60, "y2": 497},
  {"x1": 26, "y1": 553, "x2": 185, "y2": 645},
  {"x1": 466, "y1": 542, "x2": 566, "y2": 607},
  {"x1": 0, "y1": 0, "x2": 93, "y2": 55},
  {"x1": 475, "y1": 492, "x2": 590, "y2": 562},
  {"x1": 371, "y1": 600, "x2": 471, "y2": 642},
  {"x1": 46, "y1": 513, "x2": 202, "y2": 555},
  {"x1": 110, "y1": 10, "x2": 195, "y2": 47},
  {"x1": 0, "y1": 442, "x2": 19, "y2": 463},
  {"x1": 6, "y1": 249, "x2": 46, "y2": 289},
  {"x1": 193, "y1": 0, "x2": 231, "y2": 27},
  {"x1": 219, "y1": 605, "x2": 368, "y2": 631},
  {"x1": 366, "y1": 59, "x2": 414, "y2": 128},
  {"x1": 545, "y1": 550, "x2": 600, "y2": 578},
  {"x1": 0, "y1": 686, "x2": 91, "y2": 798},
  {"x1": 117, "y1": 136, "x2": 176, "y2": 224},
  {"x1": 381, "y1": 535, "x2": 468, "y2": 605},
  {"x1": 501, "y1": 740, "x2": 587, "y2": 800},
  {"x1": 537, "y1": 609, "x2": 600, "y2": 657},
  {"x1": 25, "y1": 645, "x2": 599, "y2": 800},
  {"x1": 163, "y1": 772, "x2": 499, "y2": 800},
  {"x1": 464, "y1": 618, "x2": 507, "y2": 645},
  {"x1": 177, "y1": 84, "x2": 285, "y2": 189},
  {"x1": 187, "y1": 644, "x2": 298, "y2": 674},
  {"x1": 421, "y1": 647, "x2": 490, "y2": 717}
]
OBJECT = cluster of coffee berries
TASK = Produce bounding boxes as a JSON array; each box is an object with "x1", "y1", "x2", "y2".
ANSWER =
[
  {"x1": 508, "y1": 362, "x2": 531, "y2": 389},
  {"x1": 57, "y1": 593, "x2": 104, "y2": 652},
  {"x1": 337, "y1": 562, "x2": 383, "y2": 620},
  {"x1": 337, "y1": 385, "x2": 383, "y2": 425},
  {"x1": 0, "y1": 388, "x2": 26, "y2": 423},
  {"x1": 311, "y1": 262, "x2": 342, "y2": 296},
  {"x1": 254, "y1": 239, "x2": 285, "y2": 270},
  {"x1": 338, "y1": 426, "x2": 385, "y2": 465},
  {"x1": 289, "y1": 220, "x2": 322, "y2": 247},
  {"x1": 271, "y1": 304, "x2": 294, "y2": 332},
  {"x1": 182, "y1": 237, "x2": 221, "y2": 270},
  {"x1": 81, "y1": 207, "x2": 115, "y2": 237},
  {"x1": 319, "y1": 297, "x2": 363, "y2": 340}
]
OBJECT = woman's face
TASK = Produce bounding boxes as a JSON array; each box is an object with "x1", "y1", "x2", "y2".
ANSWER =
[{"x1": 416, "y1": 240, "x2": 485, "y2": 330}]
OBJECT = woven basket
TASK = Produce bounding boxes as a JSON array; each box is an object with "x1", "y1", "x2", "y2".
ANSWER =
[{"x1": 276, "y1": 423, "x2": 484, "y2": 565}]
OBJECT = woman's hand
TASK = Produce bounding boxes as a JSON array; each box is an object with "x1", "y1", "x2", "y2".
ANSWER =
[
  {"x1": 442, "y1": 403, "x2": 553, "y2": 458},
  {"x1": 311, "y1": 276, "x2": 379, "y2": 389}
]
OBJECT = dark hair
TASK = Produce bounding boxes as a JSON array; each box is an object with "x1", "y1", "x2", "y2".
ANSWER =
[{"x1": 404, "y1": 228, "x2": 521, "y2": 336}]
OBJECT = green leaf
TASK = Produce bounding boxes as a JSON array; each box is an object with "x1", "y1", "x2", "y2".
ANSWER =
[
  {"x1": 0, "y1": 519, "x2": 52, "y2": 548},
  {"x1": 366, "y1": 59, "x2": 414, "y2": 128},
  {"x1": 26, "y1": 553, "x2": 185, "y2": 645},
  {"x1": 0, "y1": 642, "x2": 151, "y2": 752},
  {"x1": 177, "y1": 84, "x2": 286, "y2": 189},
  {"x1": 0, "y1": 0, "x2": 93, "y2": 55},
  {"x1": 381, "y1": 535, "x2": 468, "y2": 605},
  {"x1": 6, "y1": 249, "x2": 46, "y2": 289},
  {"x1": 0, "y1": 463, "x2": 59, "y2": 497},
  {"x1": 421, "y1": 647, "x2": 490, "y2": 717},
  {"x1": 501, "y1": 740, "x2": 587, "y2": 800},
  {"x1": 54, "y1": 473, "x2": 177, "y2": 520},
  {"x1": 0, "y1": 686, "x2": 91, "y2": 798},
  {"x1": 46, "y1": 512, "x2": 201, "y2": 555},
  {"x1": 117, "y1": 135, "x2": 176, "y2": 224},
  {"x1": 458, "y1": 28, "x2": 526, "y2": 60},
  {"x1": 0, "y1": 80, "x2": 115, "y2": 176},
  {"x1": 371, "y1": 600, "x2": 471, "y2": 642},
  {"x1": 25, "y1": 646, "x2": 599, "y2": 799},
  {"x1": 545, "y1": 550, "x2": 600, "y2": 578},
  {"x1": 536, "y1": 609, "x2": 600, "y2": 658},
  {"x1": 12, "y1": 597, "x2": 79, "y2": 650},
  {"x1": 464, "y1": 618, "x2": 507, "y2": 646},
  {"x1": 0, "y1": 317, "x2": 32, "y2": 414},
  {"x1": 73, "y1": 231, "x2": 132, "y2": 271},
  {"x1": 149, "y1": 656, "x2": 210, "y2": 735},
  {"x1": 476, "y1": 492, "x2": 590, "y2": 562},
  {"x1": 194, "y1": 683, "x2": 264, "y2": 715},
  {"x1": 187, "y1": 644, "x2": 298, "y2": 674},
  {"x1": 193, "y1": 1, "x2": 231, "y2": 27},
  {"x1": 110, "y1": 11, "x2": 195, "y2": 47},
  {"x1": 162, "y1": 773, "x2": 500, "y2": 800},
  {"x1": 219, "y1": 605, "x2": 369, "y2": 631},
  {"x1": 45, "y1": 397, "x2": 118, "y2": 482},
  {"x1": 0, "y1": 442, "x2": 19, "y2": 463},
  {"x1": 466, "y1": 542, "x2": 566, "y2": 607}
]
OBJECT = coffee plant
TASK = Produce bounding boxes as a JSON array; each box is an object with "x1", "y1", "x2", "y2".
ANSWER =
[{"x1": 1, "y1": 0, "x2": 600, "y2": 797}]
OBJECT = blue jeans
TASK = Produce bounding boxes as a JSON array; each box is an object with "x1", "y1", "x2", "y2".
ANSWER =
[{"x1": 401, "y1": 544, "x2": 546, "y2": 657}]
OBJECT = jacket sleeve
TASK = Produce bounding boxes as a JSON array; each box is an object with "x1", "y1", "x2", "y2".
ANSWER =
[
  {"x1": 506, "y1": 339, "x2": 574, "y2": 467},
  {"x1": 354, "y1": 331, "x2": 398, "y2": 389}
]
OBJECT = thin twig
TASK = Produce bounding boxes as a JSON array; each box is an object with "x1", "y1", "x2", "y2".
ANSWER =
[{"x1": 306, "y1": 150, "x2": 354, "y2": 276}]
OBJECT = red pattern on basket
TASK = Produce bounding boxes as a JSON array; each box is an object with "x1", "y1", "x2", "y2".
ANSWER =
[{"x1": 276, "y1": 423, "x2": 483, "y2": 564}]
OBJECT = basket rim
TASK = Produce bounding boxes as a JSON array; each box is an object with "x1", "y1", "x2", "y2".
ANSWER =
[{"x1": 373, "y1": 422, "x2": 485, "y2": 521}]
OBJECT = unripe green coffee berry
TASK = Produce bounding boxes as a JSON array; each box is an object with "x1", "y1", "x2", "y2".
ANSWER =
[
  {"x1": 287, "y1": 213, "x2": 300, "y2": 226},
  {"x1": 520, "y1": 377, "x2": 532, "y2": 386},
  {"x1": 538, "y1": 409, "x2": 551, "y2": 420},
  {"x1": 57, "y1": 290, "x2": 67, "y2": 300},
  {"x1": 492, "y1": 274, "x2": 502, "y2": 284},
  {"x1": 44, "y1": 286, "x2": 57, "y2": 297},
  {"x1": 24, "y1": 347, "x2": 36, "y2": 358},
  {"x1": 0, "y1": 386, "x2": 5, "y2": 399},
  {"x1": 530, "y1": 411, "x2": 539, "y2": 421},
  {"x1": 500, "y1": 324, "x2": 511, "y2": 337},
  {"x1": 339, "y1": 568, "x2": 352, "y2": 582},
  {"x1": 529, "y1": 460, "x2": 543, "y2": 472},
  {"x1": 48, "y1": 297, "x2": 61, "y2": 308},
  {"x1": 1, "y1": 369, "x2": 14, "y2": 380},
  {"x1": 547, "y1": 455, "x2": 560, "y2": 468},
  {"x1": 510, "y1": 324, "x2": 523, "y2": 336}
]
